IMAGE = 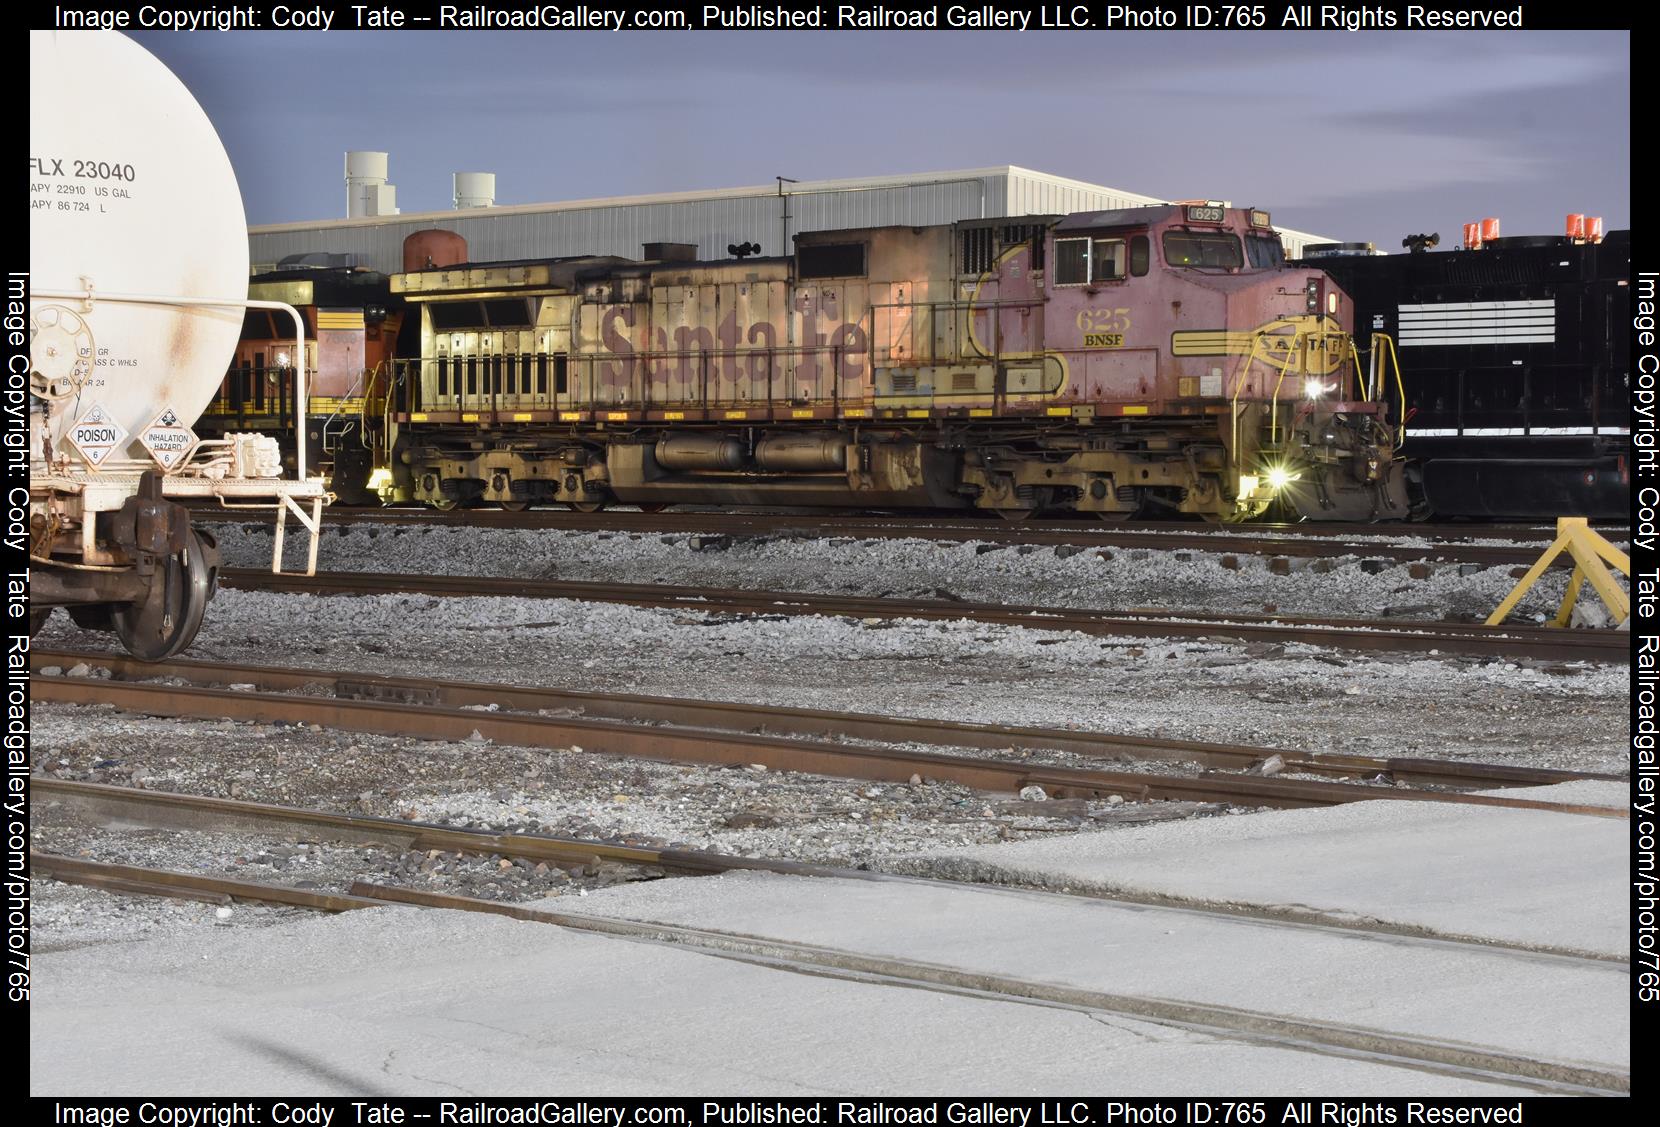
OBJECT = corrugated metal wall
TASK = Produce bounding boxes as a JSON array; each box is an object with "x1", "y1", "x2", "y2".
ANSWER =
[
  {"x1": 251, "y1": 175, "x2": 1000, "y2": 274},
  {"x1": 248, "y1": 168, "x2": 1333, "y2": 272},
  {"x1": 1002, "y1": 172, "x2": 1165, "y2": 219}
]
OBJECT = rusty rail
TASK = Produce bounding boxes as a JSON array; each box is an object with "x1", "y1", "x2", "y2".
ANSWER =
[
  {"x1": 193, "y1": 504, "x2": 1624, "y2": 568},
  {"x1": 216, "y1": 568, "x2": 1628, "y2": 663},
  {"x1": 30, "y1": 670, "x2": 1624, "y2": 817},
  {"x1": 33, "y1": 647, "x2": 1620, "y2": 792}
]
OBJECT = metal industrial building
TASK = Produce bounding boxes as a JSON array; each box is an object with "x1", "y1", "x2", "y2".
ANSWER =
[{"x1": 248, "y1": 165, "x2": 1334, "y2": 273}]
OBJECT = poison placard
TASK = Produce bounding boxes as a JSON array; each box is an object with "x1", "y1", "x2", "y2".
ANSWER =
[
  {"x1": 139, "y1": 407, "x2": 199, "y2": 471},
  {"x1": 67, "y1": 404, "x2": 129, "y2": 467}
]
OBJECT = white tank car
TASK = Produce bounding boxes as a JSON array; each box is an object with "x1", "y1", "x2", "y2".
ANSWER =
[
  {"x1": 29, "y1": 31, "x2": 326, "y2": 661},
  {"x1": 29, "y1": 30, "x2": 248, "y2": 449}
]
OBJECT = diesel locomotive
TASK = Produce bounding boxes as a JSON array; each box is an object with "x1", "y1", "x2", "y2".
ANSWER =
[
  {"x1": 199, "y1": 263, "x2": 406, "y2": 505},
  {"x1": 1302, "y1": 226, "x2": 1629, "y2": 519},
  {"x1": 374, "y1": 204, "x2": 1408, "y2": 522}
]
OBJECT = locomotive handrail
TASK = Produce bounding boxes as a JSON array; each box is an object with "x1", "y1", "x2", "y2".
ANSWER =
[{"x1": 33, "y1": 288, "x2": 312, "y2": 481}]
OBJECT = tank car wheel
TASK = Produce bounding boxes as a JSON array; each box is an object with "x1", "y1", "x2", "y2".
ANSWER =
[{"x1": 110, "y1": 528, "x2": 213, "y2": 661}]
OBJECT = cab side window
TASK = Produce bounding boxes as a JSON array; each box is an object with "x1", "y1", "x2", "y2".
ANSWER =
[
  {"x1": 1130, "y1": 235, "x2": 1150, "y2": 276},
  {"x1": 1093, "y1": 239, "x2": 1127, "y2": 280},
  {"x1": 1055, "y1": 238, "x2": 1090, "y2": 285}
]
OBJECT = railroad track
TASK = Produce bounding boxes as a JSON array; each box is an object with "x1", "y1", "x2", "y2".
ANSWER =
[
  {"x1": 193, "y1": 504, "x2": 1620, "y2": 567},
  {"x1": 31, "y1": 651, "x2": 1622, "y2": 817},
  {"x1": 216, "y1": 567, "x2": 1628, "y2": 663},
  {"x1": 32, "y1": 647, "x2": 1620, "y2": 793},
  {"x1": 31, "y1": 780, "x2": 1627, "y2": 1095}
]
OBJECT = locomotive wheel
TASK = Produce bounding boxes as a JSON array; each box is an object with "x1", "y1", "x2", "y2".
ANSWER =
[
  {"x1": 995, "y1": 508, "x2": 1034, "y2": 523},
  {"x1": 431, "y1": 498, "x2": 460, "y2": 512},
  {"x1": 110, "y1": 528, "x2": 213, "y2": 661},
  {"x1": 635, "y1": 503, "x2": 671, "y2": 514},
  {"x1": 567, "y1": 500, "x2": 607, "y2": 513},
  {"x1": 498, "y1": 501, "x2": 531, "y2": 512}
]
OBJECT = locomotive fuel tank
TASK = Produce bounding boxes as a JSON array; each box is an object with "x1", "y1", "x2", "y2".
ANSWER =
[{"x1": 754, "y1": 433, "x2": 849, "y2": 473}]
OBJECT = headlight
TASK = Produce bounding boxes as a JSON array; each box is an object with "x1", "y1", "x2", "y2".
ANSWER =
[
  {"x1": 1303, "y1": 377, "x2": 1327, "y2": 399},
  {"x1": 1237, "y1": 474, "x2": 1260, "y2": 500},
  {"x1": 1266, "y1": 465, "x2": 1297, "y2": 492}
]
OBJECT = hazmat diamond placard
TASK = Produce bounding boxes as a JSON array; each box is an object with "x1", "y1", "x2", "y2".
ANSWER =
[
  {"x1": 139, "y1": 406, "x2": 199, "y2": 471},
  {"x1": 67, "y1": 404, "x2": 129, "y2": 467}
]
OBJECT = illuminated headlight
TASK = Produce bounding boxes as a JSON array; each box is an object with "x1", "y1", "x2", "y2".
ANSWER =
[
  {"x1": 276, "y1": 351, "x2": 292, "y2": 368},
  {"x1": 1237, "y1": 474, "x2": 1260, "y2": 500},
  {"x1": 1303, "y1": 377, "x2": 1329, "y2": 399},
  {"x1": 368, "y1": 468, "x2": 393, "y2": 491},
  {"x1": 1266, "y1": 465, "x2": 1297, "y2": 492}
]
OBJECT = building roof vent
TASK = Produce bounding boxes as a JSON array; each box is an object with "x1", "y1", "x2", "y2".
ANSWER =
[
  {"x1": 345, "y1": 151, "x2": 398, "y2": 218},
  {"x1": 453, "y1": 172, "x2": 496, "y2": 210},
  {"x1": 642, "y1": 242, "x2": 697, "y2": 262}
]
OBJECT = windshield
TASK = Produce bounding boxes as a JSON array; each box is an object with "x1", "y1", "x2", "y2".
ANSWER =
[
  {"x1": 1162, "y1": 230, "x2": 1244, "y2": 269},
  {"x1": 1246, "y1": 234, "x2": 1285, "y2": 268}
]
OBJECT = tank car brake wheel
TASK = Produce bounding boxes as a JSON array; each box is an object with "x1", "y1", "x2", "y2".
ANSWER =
[
  {"x1": 29, "y1": 305, "x2": 95, "y2": 400},
  {"x1": 111, "y1": 528, "x2": 213, "y2": 661}
]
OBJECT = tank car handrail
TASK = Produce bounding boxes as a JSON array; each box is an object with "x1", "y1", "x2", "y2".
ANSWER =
[{"x1": 32, "y1": 288, "x2": 311, "y2": 481}]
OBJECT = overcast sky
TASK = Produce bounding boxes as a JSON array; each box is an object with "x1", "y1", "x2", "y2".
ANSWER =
[{"x1": 132, "y1": 30, "x2": 1629, "y2": 247}]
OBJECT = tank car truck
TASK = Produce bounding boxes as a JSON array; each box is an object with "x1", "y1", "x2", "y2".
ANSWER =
[{"x1": 28, "y1": 31, "x2": 328, "y2": 659}]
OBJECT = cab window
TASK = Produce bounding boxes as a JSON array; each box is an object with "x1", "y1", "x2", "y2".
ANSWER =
[
  {"x1": 1162, "y1": 231, "x2": 1244, "y2": 269},
  {"x1": 1055, "y1": 238, "x2": 1090, "y2": 284},
  {"x1": 1092, "y1": 238, "x2": 1127, "y2": 280},
  {"x1": 1246, "y1": 233, "x2": 1285, "y2": 268}
]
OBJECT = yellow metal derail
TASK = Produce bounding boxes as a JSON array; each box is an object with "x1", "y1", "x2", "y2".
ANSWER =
[{"x1": 1487, "y1": 518, "x2": 1631, "y2": 628}]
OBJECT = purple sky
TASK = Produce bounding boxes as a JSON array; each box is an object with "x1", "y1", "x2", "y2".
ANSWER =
[{"x1": 133, "y1": 30, "x2": 1629, "y2": 247}]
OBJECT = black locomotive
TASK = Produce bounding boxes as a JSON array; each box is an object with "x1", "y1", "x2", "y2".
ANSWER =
[{"x1": 1301, "y1": 229, "x2": 1629, "y2": 519}]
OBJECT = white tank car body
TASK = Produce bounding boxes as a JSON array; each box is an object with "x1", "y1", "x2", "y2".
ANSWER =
[{"x1": 29, "y1": 30, "x2": 248, "y2": 459}]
